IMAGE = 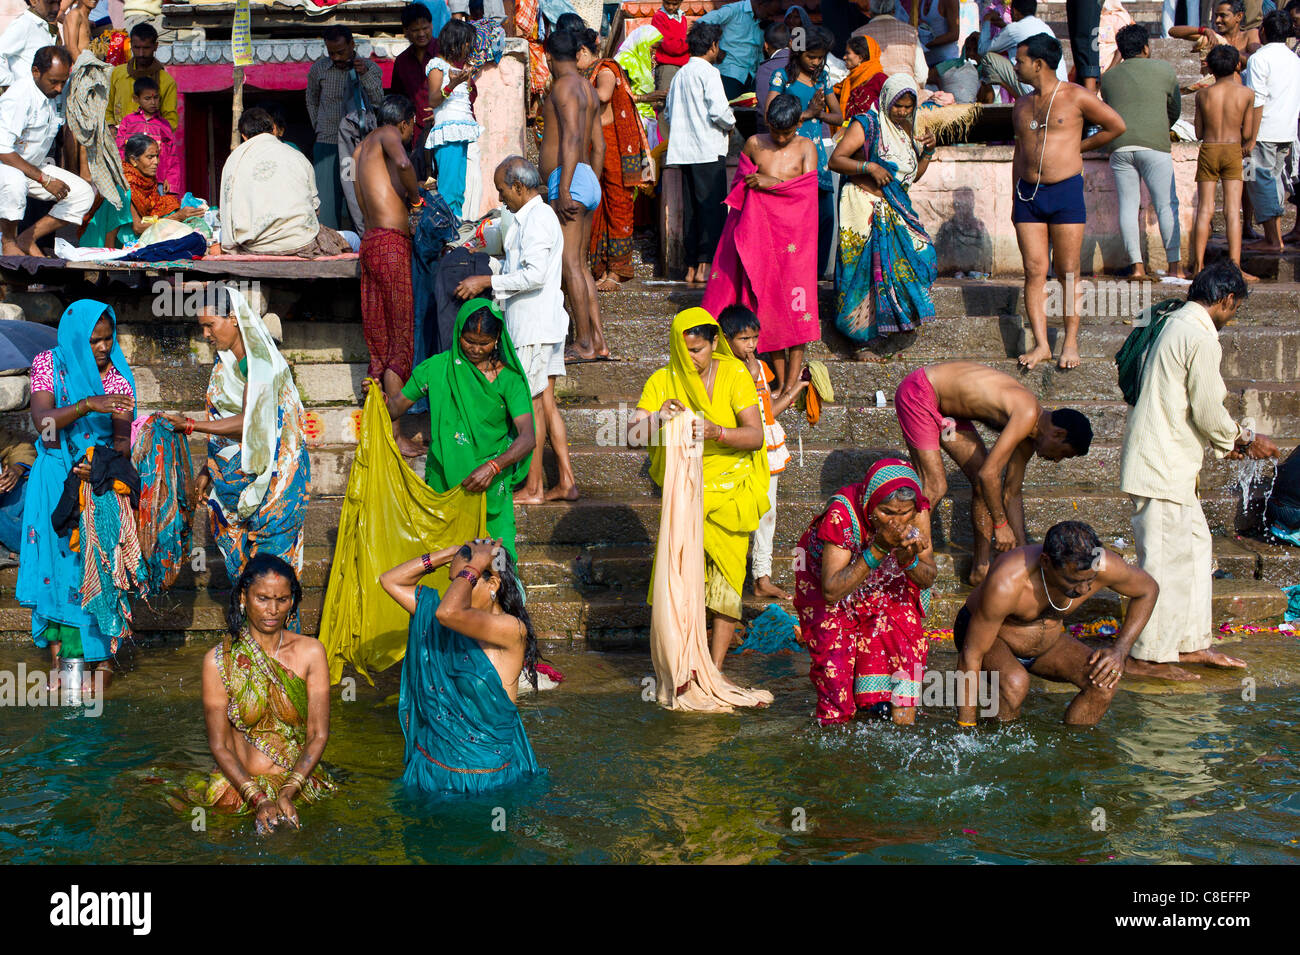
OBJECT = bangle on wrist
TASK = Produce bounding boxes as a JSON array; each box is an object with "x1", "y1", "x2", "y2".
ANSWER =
[
  {"x1": 456, "y1": 567, "x2": 480, "y2": 586},
  {"x1": 957, "y1": 720, "x2": 977, "y2": 727},
  {"x1": 421, "y1": 552, "x2": 435, "y2": 573},
  {"x1": 184, "y1": 417, "x2": 196, "y2": 436},
  {"x1": 906, "y1": 555, "x2": 920, "y2": 571},
  {"x1": 863, "y1": 547, "x2": 882, "y2": 570},
  {"x1": 487, "y1": 459, "x2": 502, "y2": 476},
  {"x1": 993, "y1": 520, "x2": 1009, "y2": 530}
]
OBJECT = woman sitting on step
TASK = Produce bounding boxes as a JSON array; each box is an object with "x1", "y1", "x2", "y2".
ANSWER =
[
  {"x1": 627, "y1": 308, "x2": 769, "y2": 674},
  {"x1": 20, "y1": 300, "x2": 136, "y2": 689},
  {"x1": 163, "y1": 283, "x2": 309, "y2": 592},
  {"x1": 793, "y1": 458, "x2": 938, "y2": 726},
  {"x1": 381, "y1": 298, "x2": 535, "y2": 560},
  {"x1": 381, "y1": 537, "x2": 543, "y2": 795}
]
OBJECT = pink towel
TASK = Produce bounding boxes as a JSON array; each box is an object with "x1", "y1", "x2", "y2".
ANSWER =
[{"x1": 701, "y1": 154, "x2": 821, "y2": 354}]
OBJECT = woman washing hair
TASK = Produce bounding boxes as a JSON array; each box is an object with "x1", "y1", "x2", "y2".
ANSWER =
[{"x1": 381, "y1": 538, "x2": 543, "y2": 795}]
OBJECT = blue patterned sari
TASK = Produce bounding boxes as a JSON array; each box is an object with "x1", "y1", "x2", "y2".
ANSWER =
[{"x1": 834, "y1": 109, "x2": 938, "y2": 346}]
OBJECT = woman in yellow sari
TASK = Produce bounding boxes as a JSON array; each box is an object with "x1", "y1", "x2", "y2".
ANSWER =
[{"x1": 629, "y1": 308, "x2": 769, "y2": 670}]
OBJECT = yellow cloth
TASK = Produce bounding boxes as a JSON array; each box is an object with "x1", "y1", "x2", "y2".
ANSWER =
[
  {"x1": 649, "y1": 411, "x2": 773, "y2": 712},
  {"x1": 106, "y1": 61, "x2": 178, "y2": 129},
  {"x1": 319, "y1": 385, "x2": 486, "y2": 685},
  {"x1": 636, "y1": 307, "x2": 769, "y2": 601}
]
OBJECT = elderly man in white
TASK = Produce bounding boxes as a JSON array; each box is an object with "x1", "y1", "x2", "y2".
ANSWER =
[
  {"x1": 0, "y1": 45, "x2": 93, "y2": 257},
  {"x1": 454, "y1": 155, "x2": 579, "y2": 504}
]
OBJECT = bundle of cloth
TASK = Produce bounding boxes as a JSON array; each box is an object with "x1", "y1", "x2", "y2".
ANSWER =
[{"x1": 131, "y1": 414, "x2": 195, "y2": 597}]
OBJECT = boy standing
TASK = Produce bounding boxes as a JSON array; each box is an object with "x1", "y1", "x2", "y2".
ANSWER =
[
  {"x1": 115, "y1": 78, "x2": 181, "y2": 195},
  {"x1": 719, "y1": 305, "x2": 807, "y2": 600},
  {"x1": 702, "y1": 93, "x2": 819, "y2": 396},
  {"x1": 1191, "y1": 43, "x2": 1259, "y2": 278}
]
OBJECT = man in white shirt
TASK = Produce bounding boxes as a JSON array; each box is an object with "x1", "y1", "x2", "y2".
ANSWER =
[
  {"x1": 0, "y1": 0, "x2": 59, "y2": 90},
  {"x1": 0, "y1": 46, "x2": 92, "y2": 257},
  {"x1": 1243, "y1": 10, "x2": 1300, "y2": 251},
  {"x1": 455, "y1": 156, "x2": 578, "y2": 504},
  {"x1": 1120, "y1": 262, "x2": 1278, "y2": 680},
  {"x1": 664, "y1": 21, "x2": 735, "y2": 285},
  {"x1": 977, "y1": 0, "x2": 1069, "y2": 98}
]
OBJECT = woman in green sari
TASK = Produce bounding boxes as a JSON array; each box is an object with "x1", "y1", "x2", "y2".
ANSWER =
[
  {"x1": 383, "y1": 298, "x2": 536, "y2": 559},
  {"x1": 187, "y1": 554, "x2": 335, "y2": 830}
]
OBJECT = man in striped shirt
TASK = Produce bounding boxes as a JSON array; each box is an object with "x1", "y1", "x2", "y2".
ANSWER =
[{"x1": 1120, "y1": 261, "x2": 1277, "y2": 680}]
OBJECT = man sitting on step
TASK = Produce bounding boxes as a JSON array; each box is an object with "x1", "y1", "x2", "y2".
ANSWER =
[
  {"x1": 895, "y1": 360, "x2": 1093, "y2": 586},
  {"x1": 953, "y1": 520, "x2": 1159, "y2": 726}
]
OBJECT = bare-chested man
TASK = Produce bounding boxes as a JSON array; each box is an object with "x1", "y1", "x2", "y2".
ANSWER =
[
  {"x1": 1171, "y1": 0, "x2": 1260, "y2": 83},
  {"x1": 1011, "y1": 33, "x2": 1125, "y2": 370},
  {"x1": 953, "y1": 521, "x2": 1159, "y2": 726},
  {"x1": 895, "y1": 361, "x2": 1093, "y2": 585},
  {"x1": 540, "y1": 28, "x2": 608, "y2": 361},
  {"x1": 353, "y1": 95, "x2": 422, "y2": 457},
  {"x1": 60, "y1": 0, "x2": 97, "y2": 62}
]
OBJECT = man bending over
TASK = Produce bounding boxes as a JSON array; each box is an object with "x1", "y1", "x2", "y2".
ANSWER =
[{"x1": 895, "y1": 360, "x2": 1092, "y2": 585}]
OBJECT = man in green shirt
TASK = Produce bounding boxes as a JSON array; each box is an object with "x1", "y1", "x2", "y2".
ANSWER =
[{"x1": 1100, "y1": 24, "x2": 1184, "y2": 280}]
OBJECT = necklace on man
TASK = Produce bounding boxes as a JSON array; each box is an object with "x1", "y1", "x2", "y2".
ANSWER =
[
  {"x1": 1016, "y1": 80, "x2": 1061, "y2": 203},
  {"x1": 1041, "y1": 565, "x2": 1073, "y2": 613}
]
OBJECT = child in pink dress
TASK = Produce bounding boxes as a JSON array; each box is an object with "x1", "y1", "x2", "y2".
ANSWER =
[{"x1": 115, "y1": 77, "x2": 183, "y2": 196}]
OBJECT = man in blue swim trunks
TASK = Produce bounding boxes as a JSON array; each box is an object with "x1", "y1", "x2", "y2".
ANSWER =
[
  {"x1": 540, "y1": 28, "x2": 609, "y2": 361},
  {"x1": 1010, "y1": 33, "x2": 1125, "y2": 371},
  {"x1": 952, "y1": 521, "x2": 1159, "y2": 727}
]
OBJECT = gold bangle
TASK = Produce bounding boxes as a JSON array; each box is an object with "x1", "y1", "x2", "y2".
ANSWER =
[
  {"x1": 281, "y1": 771, "x2": 307, "y2": 794},
  {"x1": 238, "y1": 779, "x2": 262, "y2": 802},
  {"x1": 957, "y1": 720, "x2": 977, "y2": 727}
]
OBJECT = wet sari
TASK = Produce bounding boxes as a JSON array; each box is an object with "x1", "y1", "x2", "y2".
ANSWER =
[
  {"x1": 399, "y1": 298, "x2": 533, "y2": 560},
  {"x1": 180, "y1": 630, "x2": 336, "y2": 811},
  {"x1": 835, "y1": 76, "x2": 938, "y2": 347},
  {"x1": 793, "y1": 459, "x2": 933, "y2": 725},
  {"x1": 17, "y1": 301, "x2": 136, "y2": 663},
  {"x1": 637, "y1": 308, "x2": 769, "y2": 620},
  {"x1": 205, "y1": 287, "x2": 310, "y2": 583},
  {"x1": 398, "y1": 586, "x2": 542, "y2": 795}
]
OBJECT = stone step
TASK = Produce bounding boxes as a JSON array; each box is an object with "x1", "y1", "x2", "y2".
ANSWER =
[{"x1": 0, "y1": 576, "x2": 1283, "y2": 649}]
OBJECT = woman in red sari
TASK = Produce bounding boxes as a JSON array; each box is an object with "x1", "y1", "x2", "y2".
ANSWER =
[
  {"x1": 793, "y1": 458, "x2": 938, "y2": 726},
  {"x1": 575, "y1": 29, "x2": 652, "y2": 290}
]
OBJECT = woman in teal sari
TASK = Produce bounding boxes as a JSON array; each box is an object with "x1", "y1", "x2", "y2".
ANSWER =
[
  {"x1": 381, "y1": 538, "x2": 542, "y2": 795},
  {"x1": 830, "y1": 74, "x2": 939, "y2": 361},
  {"x1": 19, "y1": 301, "x2": 136, "y2": 683},
  {"x1": 383, "y1": 299, "x2": 535, "y2": 559}
]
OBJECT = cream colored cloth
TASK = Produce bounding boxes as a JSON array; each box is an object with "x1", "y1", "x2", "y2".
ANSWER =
[
  {"x1": 1120, "y1": 301, "x2": 1242, "y2": 506},
  {"x1": 1129, "y1": 494, "x2": 1213, "y2": 662},
  {"x1": 219, "y1": 132, "x2": 323, "y2": 254},
  {"x1": 649, "y1": 411, "x2": 773, "y2": 713}
]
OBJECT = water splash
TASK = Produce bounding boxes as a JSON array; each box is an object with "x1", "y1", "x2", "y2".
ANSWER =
[{"x1": 1230, "y1": 457, "x2": 1278, "y2": 518}]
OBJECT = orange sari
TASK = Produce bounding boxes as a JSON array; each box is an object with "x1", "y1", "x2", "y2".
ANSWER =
[
  {"x1": 835, "y1": 42, "x2": 883, "y2": 119},
  {"x1": 588, "y1": 59, "x2": 651, "y2": 281},
  {"x1": 124, "y1": 163, "x2": 180, "y2": 219}
]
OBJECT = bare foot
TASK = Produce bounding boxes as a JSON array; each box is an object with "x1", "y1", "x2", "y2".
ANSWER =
[
  {"x1": 513, "y1": 488, "x2": 546, "y2": 505},
  {"x1": 967, "y1": 563, "x2": 989, "y2": 587},
  {"x1": 595, "y1": 275, "x2": 622, "y2": 292},
  {"x1": 1166, "y1": 265, "x2": 1186, "y2": 280},
  {"x1": 18, "y1": 237, "x2": 45, "y2": 257},
  {"x1": 683, "y1": 265, "x2": 697, "y2": 284},
  {"x1": 1057, "y1": 341, "x2": 1081, "y2": 370},
  {"x1": 1243, "y1": 239, "x2": 1284, "y2": 252},
  {"x1": 543, "y1": 482, "x2": 580, "y2": 502},
  {"x1": 1, "y1": 239, "x2": 23, "y2": 257},
  {"x1": 1242, "y1": 270, "x2": 1261, "y2": 283},
  {"x1": 1180, "y1": 647, "x2": 1247, "y2": 669},
  {"x1": 1018, "y1": 344, "x2": 1052, "y2": 370},
  {"x1": 754, "y1": 575, "x2": 791, "y2": 600},
  {"x1": 1124, "y1": 657, "x2": 1201, "y2": 681},
  {"x1": 395, "y1": 435, "x2": 423, "y2": 459}
]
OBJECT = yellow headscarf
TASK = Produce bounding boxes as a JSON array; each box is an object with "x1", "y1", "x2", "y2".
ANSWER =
[{"x1": 643, "y1": 308, "x2": 771, "y2": 595}]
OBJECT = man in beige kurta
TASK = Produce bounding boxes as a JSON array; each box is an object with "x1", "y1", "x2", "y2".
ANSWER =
[{"x1": 1119, "y1": 263, "x2": 1277, "y2": 680}]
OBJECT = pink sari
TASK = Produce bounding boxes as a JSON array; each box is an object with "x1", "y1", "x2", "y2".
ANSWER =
[{"x1": 701, "y1": 154, "x2": 821, "y2": 353}]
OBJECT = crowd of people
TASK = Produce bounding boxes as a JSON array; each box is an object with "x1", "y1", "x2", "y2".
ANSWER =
[{"x1": 1, "y1": 2, "x2": 1297, "y2": 830}]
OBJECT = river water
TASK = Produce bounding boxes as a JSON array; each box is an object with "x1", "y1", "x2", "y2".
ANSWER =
[{"x1": 2, "y1": 636, "x2": 1298, "y2": 864}]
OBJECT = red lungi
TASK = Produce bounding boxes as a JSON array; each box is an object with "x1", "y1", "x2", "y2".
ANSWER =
[{"x1": 359, "y1": 227, "x2": 415, "y2": 383}]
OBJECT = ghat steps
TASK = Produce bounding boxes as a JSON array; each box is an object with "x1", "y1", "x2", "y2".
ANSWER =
[{"x1": 0, "y1": 271, "x2": 1292, "y2": 649}]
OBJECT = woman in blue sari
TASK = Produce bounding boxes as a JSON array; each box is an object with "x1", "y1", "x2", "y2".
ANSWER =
[
  {"x1": 765, "y1": 24, "x2": 843, "y2": 274},
  {"x1": 19, "y1": 301, "x2": 136, "y2": 682},
  {"x1": 381, "y1": 538, "x2": 542, "y2": 796},
  {"x1": 831, "y1": 74, "x2": 939, "y2": 362}
]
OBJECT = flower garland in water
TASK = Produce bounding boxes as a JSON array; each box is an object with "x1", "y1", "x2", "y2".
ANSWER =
[
  {"x1": 1218, "y1": 621, "x2": 1298, "y2": 638},
  {"x1": 926, "y1": 618, "x2": 1297, "y2": 642}
]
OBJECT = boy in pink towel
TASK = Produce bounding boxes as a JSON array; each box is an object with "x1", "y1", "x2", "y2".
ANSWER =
[
  {"x1": 115, "y1": 77, "x2": 182, "y2": 196},
  {"x1": 702, "y1": 93, "x2": 820, "y2": 398}
]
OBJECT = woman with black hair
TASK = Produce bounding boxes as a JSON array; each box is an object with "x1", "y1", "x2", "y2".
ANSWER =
[
  {"x1": 188, "y1": 553, "x2": 335, "y2": 830},
  {"x1": 381, "y1": 538, "x2": 543, "y2": 794},
  {"x1": 382, "y1": 298, "x2": 535, "y2": 558}
]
